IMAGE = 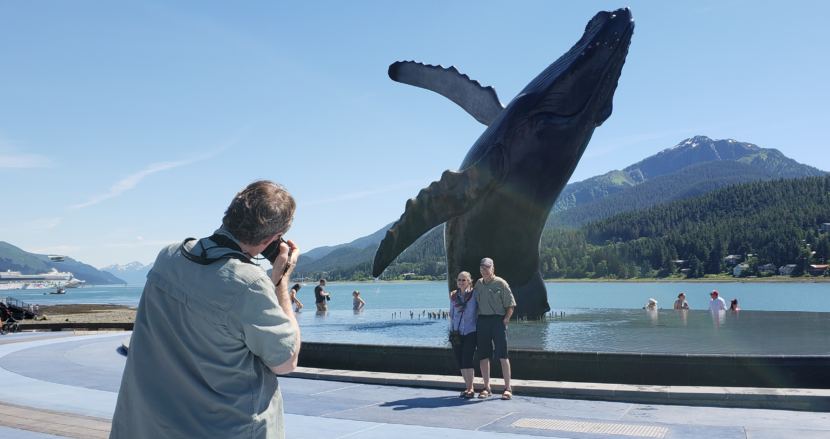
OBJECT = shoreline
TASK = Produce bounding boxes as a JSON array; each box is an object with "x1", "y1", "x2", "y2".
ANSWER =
[
  {"x1": 542, "y1": 277, "x2": 830, "y2": 283},
  {"x1": 19, "y1": 304, "x2": 136, "y2": 325},
  {"x1": 66, "y1": 276, "x2": 830, "y2": 287},
  {"x1": 320, "y1": 277, "x2": 830, "y2": 284}
]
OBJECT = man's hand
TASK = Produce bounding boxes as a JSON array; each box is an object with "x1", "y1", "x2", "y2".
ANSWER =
[
  {"x1": 503, "y1": 306, "x2": 514, "y2": 327},
  {"x1": 271, "y1": 239, "x2": 299, "y2": 287},
  {"x1": 270, "y1": 238, "x2": 302, "y2": 376}
]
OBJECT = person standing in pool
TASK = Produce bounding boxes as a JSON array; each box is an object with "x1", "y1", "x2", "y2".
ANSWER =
[
  {"x1": 290, "y1": 283, "x2": 303, "y2": 312},
  {"x1": 673, "y1": 292, "x2": 689, "y2": 310},
  {"x1": 314, "y1": 279, "x2": 331, "y2": 311},
  {"x1": 709, "y1": 290, "x2": 727, "y2": 312},
  {"x1": 352, "y1": 290, "x2": 365, "y2": 311}
]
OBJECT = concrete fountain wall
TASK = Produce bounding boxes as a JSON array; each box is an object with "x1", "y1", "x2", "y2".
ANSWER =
[{"x1": 299, "y1": 342, "x2": 830, "y2": 389}]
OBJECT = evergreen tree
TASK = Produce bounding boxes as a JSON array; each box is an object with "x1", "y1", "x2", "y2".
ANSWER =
[{"x1": 687, "y1": 255, "x2": 704, "y2": 278}]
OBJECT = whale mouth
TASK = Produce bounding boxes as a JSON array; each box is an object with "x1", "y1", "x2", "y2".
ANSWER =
[
  {"x1": 521, "y1": 8, "x2": 634, "y2": 120},
  {"x1": 589, "y1": 18, "x2": 634, "y2": 125}
]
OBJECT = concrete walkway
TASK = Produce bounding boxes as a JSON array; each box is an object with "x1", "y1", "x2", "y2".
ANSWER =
[{"x1": 0, "y1": 332, "x2": 827, "y2": 438}]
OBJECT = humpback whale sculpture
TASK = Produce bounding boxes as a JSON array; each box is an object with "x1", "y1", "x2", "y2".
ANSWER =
[{"x1": 373, "y1": 8, "x2": 634, "y2": 318}]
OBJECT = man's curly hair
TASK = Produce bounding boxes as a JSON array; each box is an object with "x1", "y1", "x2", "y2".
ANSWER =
[{"x1": 222, "y1": 180, "x2": 295, "y2": 245}]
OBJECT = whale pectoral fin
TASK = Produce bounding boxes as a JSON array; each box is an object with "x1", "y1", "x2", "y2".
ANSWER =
[
  {"x1": 373, "y1": 145, "x2": 506, "y2": 277},
  {"x1": 389, "y1": 61, "x2": 504, "y2": 126}
]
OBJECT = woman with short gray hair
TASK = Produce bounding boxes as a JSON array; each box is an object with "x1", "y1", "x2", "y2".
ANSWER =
[{"x1": 449, "y1": 270, "x2": 478, "y2": 398}]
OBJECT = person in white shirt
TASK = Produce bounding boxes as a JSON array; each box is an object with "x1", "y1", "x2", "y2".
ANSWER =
[{"x1": 708, "y1": 290, "x2": 727, "y2": 312}]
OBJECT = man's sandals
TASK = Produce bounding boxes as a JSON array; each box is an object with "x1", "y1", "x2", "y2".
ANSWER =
[
  {"x1": 459, "y1": 390, "x2": 475, "y2": 399},
  {"x1": 476, "y1": 388, "x2": 512, "y2": 399}
]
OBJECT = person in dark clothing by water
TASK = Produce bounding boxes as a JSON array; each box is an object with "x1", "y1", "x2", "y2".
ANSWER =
[{"x1": 314, "y1": 279, "x2": 330, "y2": 311}]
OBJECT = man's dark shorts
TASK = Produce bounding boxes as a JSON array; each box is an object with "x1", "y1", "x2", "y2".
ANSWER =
[{"x1": 476, "y1": 315, "x2": 508, "y2": 360}]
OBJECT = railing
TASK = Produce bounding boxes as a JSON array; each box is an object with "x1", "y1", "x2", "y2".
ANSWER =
[{"x1": 2, "y1": 296, "x2": 40, "y2": 317}]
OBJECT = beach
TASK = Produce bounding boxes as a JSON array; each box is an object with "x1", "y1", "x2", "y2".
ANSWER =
[{"x1": 25, "y1": 304, "x2": 136, "y2": 324}]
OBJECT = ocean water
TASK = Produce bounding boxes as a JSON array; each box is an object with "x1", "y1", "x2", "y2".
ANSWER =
[
  {"x1": 5, "y1": 281, "x2": 829, "y2": 354},
  {"x1": 6, "y1": 280, "x2": 828, "y2": 312}
]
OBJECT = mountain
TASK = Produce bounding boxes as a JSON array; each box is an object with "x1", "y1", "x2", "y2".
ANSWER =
[
  {"x1": 0, "y1": 241, "x2": 126, "y2": 285},
  {"x1": 548, "y1": 160, "x2": 794, "y2": 228},
  {"x1": 294, "y1": 224, "x2": 444, "y2": 281},
  {"x1": 295, "y1": 222, "x2": 393, "y2": 280},
  {"x1": 296, "y1": 136, "x2": 827, "y2": 279},
  {"x1": 539, "y1": 175, "x2": 830, "y2": 278},
  {"x1": 551, "y1": 136, "x2": 825, "y2": 214},
  {"x1": 101, "y1": 261, "x2": 153, "y2": 285},
  {"x1": 302, "y1": 223, "x2": 392, "y2": 261},
  {"x1": 296, "y1": 245, "x2": 377, "y2": 279}
]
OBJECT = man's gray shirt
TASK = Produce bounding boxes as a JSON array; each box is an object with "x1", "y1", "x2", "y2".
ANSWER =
[{"x1": 110, "y1": 230, "x2": 298, "y2": 439}]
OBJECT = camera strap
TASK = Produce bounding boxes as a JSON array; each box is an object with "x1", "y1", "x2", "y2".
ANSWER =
[
  {"x1": 180, "y1": 234, "x2": 254, "y2": 266},
  {"x1": 453, "y1": 290, "x2": 472, "y2": 333}
]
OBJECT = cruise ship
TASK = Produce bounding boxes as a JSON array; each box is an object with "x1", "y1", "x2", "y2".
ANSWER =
[{"x1": 0, "y1": 269, "x2": 82, "y2": 290}]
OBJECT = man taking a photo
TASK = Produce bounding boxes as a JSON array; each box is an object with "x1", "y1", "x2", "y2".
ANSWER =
[{"x1": 111, "y1": 180, "x2": 301, "y2": 439}]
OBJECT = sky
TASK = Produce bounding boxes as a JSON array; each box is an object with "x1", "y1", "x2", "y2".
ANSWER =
[{"x1": 1, "y1": 1, "x2": 828, "y2": 268}]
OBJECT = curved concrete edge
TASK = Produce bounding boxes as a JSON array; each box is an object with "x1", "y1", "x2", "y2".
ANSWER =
[
  {"x1": 287, "y1": 367, "x2": 830, "y2": 412},
  {"x1": 298, "y1": 342, "x2": 830, "y2": 388},
  {"x1": 0, "y1": 333, "x2": 125, "y2": 419}
]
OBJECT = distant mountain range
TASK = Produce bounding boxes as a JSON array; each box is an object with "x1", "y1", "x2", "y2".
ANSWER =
[
  {"x1": 540, "y1": 175, "x2": 830, "y2": 279},
  {"x1": 101, "y1": 262, "x2": 153, "y2": 285},
  {"x1": 0, "y1": 241, "x2": 126, "y2": 285},
  {"x1": 300, "y1": 223, "x2": 392, "y2": 262},
  {"x1": 295, "y1": 135, "x2": 828, "y2": 279},
  {"x1": 550, "y1": 135, "x2": 824, "y2": 217}
]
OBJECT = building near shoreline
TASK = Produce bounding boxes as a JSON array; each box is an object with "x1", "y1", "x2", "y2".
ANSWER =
[
  {"x1": 779, "y1": 264, "x2": 798, "y2": 276},
  {"x1": 808, "y1": 264, "x2": 829, "y2": 276}
]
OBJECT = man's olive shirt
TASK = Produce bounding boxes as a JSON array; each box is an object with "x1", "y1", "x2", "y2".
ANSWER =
[
  {"x1": 110, "y1": 229, "x2": 298, "y2": 439},
  {"x1": 474, "y1": 275, "x2": 516, "y2": 316}
]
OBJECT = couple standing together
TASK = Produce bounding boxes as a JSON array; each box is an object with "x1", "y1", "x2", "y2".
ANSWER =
[{"x1": 449, "y1": 257, "x2": 516, "y2": 400}]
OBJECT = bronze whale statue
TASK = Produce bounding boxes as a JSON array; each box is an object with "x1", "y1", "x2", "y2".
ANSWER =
[{"x1": 373, "y1": 8, "x2": 634, "y2": 318}]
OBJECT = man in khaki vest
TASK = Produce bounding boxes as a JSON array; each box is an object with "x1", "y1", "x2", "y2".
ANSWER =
[{"x1": 474, "y1": 257, "x2": 516, "y2": 400}]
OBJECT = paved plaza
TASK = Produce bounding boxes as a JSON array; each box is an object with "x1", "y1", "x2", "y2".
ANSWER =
[{"x1": 0, "y1": 332, "x2": 827, "y2": 438}]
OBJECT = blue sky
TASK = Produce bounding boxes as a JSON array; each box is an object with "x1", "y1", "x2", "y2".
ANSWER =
[{"x1": 1, "y1": 1, "x2": 828, "y2": 268}]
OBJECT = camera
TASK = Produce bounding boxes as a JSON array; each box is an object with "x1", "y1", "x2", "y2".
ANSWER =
[
  {"x1": 261, "y1": 238, "x2": 283, "y2": 264},
  {"x1": 448, "y1": 330, "x2": 462, "y2": 347},
  {"x1": 262, "y1": 238, "x2": 293, "y2": 270}
]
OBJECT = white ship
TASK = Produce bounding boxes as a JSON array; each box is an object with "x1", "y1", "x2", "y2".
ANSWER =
[{"x1": 0, "y1": 269, "x2": 79, "y2": 290}]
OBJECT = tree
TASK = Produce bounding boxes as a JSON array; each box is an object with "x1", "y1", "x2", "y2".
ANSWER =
[
  {"x1": 706, "y1": 242, "x2": 725, "y2": 274},
  {"x1": 687, "y1": 255, "x2": 704, "y2": 278},
  {"x1": 595, "y1": 260, "x2": 609, "y2": 278},
  {"x1": 793, "y1": 247, "x2": 812, "y2": 276}
]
